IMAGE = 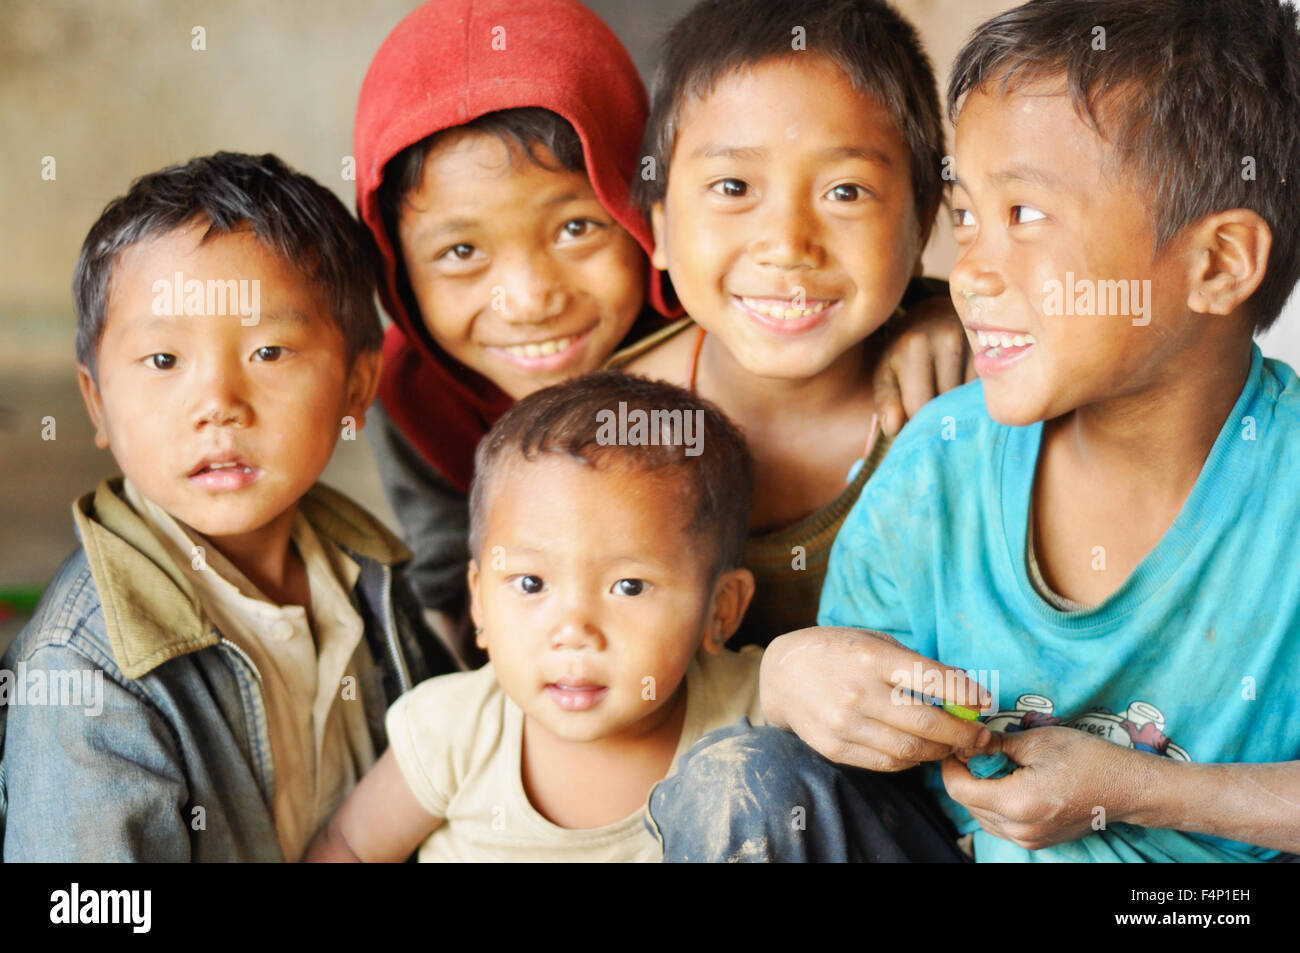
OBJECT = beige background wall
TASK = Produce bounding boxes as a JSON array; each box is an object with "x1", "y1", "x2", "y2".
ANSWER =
[{"x1": 2, "y1": 1, "x2": 1297, "y2": 638}]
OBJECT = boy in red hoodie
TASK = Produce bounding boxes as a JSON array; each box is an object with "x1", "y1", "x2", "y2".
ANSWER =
[{"x1": 353, "y1": 0, "x2": 966, "y2": 665}]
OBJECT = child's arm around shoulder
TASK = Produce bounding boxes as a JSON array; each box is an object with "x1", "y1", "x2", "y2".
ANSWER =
[{"x1": 305, "y1": 747, "x2": 441, "y2": 862}]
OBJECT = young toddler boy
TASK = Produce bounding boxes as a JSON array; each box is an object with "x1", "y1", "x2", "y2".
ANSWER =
[
  {"x1": 655, "y1": 0, "x2": 1300, "y2": 862},
  {"x1": 306, "y1": 372, "x2": 762, "y2": 861},
  {"x1": 0, "y1": 152, "x2": 456, "y2": 861}
]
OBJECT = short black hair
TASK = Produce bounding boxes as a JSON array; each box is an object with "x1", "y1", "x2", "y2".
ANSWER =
[
  {"x1": 74, "y1": 151, "x2": 381, "y2": 377},
  {"x1": 949, "y1": 0, "x2": 1300, "y2": 332},
  {"x1": 468, "y1": 371, "x2": 753, "y2": 576},
  {"x1": 637, "y1": 0, "x2": 945, "y2": 242}
]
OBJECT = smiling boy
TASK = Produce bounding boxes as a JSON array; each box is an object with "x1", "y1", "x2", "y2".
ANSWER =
[
  {"x1": 653, "y1": 0, "x2": 1300, "y2": 862},
  {"x1": 0, "y1": 153, "x2": 456, "y2": 861},
  {"x1": 612, "y1": 0, "x2": 969, "y2": 648}
]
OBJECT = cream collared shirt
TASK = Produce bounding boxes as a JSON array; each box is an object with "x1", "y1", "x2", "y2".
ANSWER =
[{"x1": 122, "y1": 479, "x2": 377, "y2": 861}]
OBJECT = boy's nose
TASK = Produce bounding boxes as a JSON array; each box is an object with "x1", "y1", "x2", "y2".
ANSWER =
[
  {"x1": 190, "y1": 367, "x2": 252, "y2": 429},
  {"x1": 750, "y1": 203, "x2": 821, "y2": 271},
  {"x1": 499, "y1": 255, "x2": 569, "y2": 323},
  {"x1": 949, "y1": 255, "x2": 1006, "y2": 304},
  {"x1": 549, "y1": 615, "x2": 606, "y2": 653}
]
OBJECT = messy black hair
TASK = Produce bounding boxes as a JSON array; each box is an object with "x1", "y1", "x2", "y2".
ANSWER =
[
  {"x1": 949, "y1": 0, "x2": 1300, "y2": 332},
  {"x1": 636, "y1": 0, "x2": 945, "y2": 243},
  {"x1": 74, "y1": 151, "x2": 381, "y2": 377},
  {"x1": 469, "y1": 371, "x2": 753, "y2": 576}
]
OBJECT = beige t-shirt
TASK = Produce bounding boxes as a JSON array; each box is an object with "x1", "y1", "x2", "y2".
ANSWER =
[
  {"x1": 386, "y1": 646, "x2": 765, "y2": 862},
  {"x1": 122, "y1": 479, "x2": 378, "y2": 862}
]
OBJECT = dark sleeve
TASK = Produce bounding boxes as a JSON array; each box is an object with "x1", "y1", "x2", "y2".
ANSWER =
[{"x1": 365, "y1": 400, "x2": 471, "y2": 618}]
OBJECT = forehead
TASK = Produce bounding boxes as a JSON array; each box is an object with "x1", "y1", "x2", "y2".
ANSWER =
[
  {"x1": 103, "y1": 224, "x2": 333, "y2": 335},
  {"x1": 405, "y1": 131, "x2": 598, "y2": 214},
  {"x1": 482, "y1": 452, "x2": 696, "y2": 549},
  {"x1": 672, "y1": 54, "x2": 909, "y2": 160},
  {"x1": 954, "y1": 81, "x2": 1112, "y2": 187}
]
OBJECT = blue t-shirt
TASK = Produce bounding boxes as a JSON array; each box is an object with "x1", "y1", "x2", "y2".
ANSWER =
[{"x1": 819, "y1": 344, "x2": 1300, "y2": 862}]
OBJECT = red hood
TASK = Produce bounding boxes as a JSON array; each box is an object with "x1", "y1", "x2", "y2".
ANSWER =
[{"x1": 355, "y1": 0, "x2": 667, "y2": 492}]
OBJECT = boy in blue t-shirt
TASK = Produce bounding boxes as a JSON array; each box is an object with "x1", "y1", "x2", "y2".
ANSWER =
[{"x1": 651, "y1": 0, "x2": 1300, "y2": 862}]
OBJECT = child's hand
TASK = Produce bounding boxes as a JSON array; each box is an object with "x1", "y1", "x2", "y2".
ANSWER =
[
  {"x1": 871, "y1": 297, "x2": 974, "y2": 437},
  {"x1": 760, "y1": 626, "x2": 995, "y2": 772},
  {"x1": 941, "y1": 726, "x2": 1146, "y2": 850}
]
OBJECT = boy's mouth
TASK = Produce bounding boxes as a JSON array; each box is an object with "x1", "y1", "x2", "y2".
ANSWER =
[
  {"x1": 970, "y1": 326, "x2": 1037, "y2": 374},
  {"x1": 488, "y1": 324, "x2": 595, "y2": 372},
  {"x1": 187, "y1": 455, "x2": 260, "y2": 490},
  {"x1": 545, "y1": 678, "x2": 609, "y2": 712},
  {"x1": 733, "y1": 294, "x2": 839, "y2": 334}
]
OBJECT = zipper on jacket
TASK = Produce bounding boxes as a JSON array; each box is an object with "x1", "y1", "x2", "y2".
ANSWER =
[
  {"x1": 380, "y1": 564, "x2": 412, "y2": 695},
  {"x1": 219, "y1": 637, "x2": 263, "y2": 683}
]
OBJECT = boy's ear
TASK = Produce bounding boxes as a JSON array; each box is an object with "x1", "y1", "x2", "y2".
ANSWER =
[
  {"x1": 76, "y1": 363, "x2": 111, "y2": 450},
  {"x1": 649, "y1": 201, "x2": 669, "y2": 272},
  {"x1": 1184, "y1": 209, "x2": 1272, "y2": 317},
  {"x1": 343, "y1": 348, "x2": 384, "y2": 430},
  {"x1": 701, "y1": 567, "x2": 755, "y2": 655},
  {"x1": 466, "y1": 559, "x2": 487, "y2": 649}
]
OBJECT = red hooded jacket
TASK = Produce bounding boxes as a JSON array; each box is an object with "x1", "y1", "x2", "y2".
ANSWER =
[{"x1": 354, "y1": 0, "x2": 666, "y2": 493}]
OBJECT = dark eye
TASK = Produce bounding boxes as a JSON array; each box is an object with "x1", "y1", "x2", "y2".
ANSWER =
[
  {"x1": 827, "y1": 184, "x2": 866, "y2": 202},
  {"x1": 253, "y1": 346, "x2": 283, "y2": 362},
  {"x1": 146, "y1": 353, "x2": 177, "y2": 370},
  {"x1": 612, "y1": 578, "x2": 646, "y2": 597},
  {"x1": 1011, "y1": 205, "x2": 1046, "y2": 225},
  {"x1": 712, "y1": 179, "x2": 748, "y2": 198},
  {"x1": 444, "y1": 243, "x2": 476, "y2": 261},
  {"x1": 561, "y1": 219, "x2": 598, "y2": 239},
  {"x1": 513, "y1": 574, "x2": 545, "y2": 595},
  {"x1": 952, "y1": 208, "x2": 975, "y2": 228}
]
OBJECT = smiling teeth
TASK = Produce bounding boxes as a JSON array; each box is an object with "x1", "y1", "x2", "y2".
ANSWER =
[
  {"x1": 976, "y1": 330, "x2": 1036, "y2": 349},
  {"x1": 507, "y1": 335, "x2": 576, "y2": 359},
  {"x1": 207, "y1": 462, "x2": 252, "y2": 473},
  {"x1": 740, "y1": 297, "x2": 831, "y2": 319}
]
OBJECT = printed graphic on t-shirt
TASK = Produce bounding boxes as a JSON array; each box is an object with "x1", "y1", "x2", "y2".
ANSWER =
[{"x1": 985, "y1": 693, "x2": 1190, "y2": 761}]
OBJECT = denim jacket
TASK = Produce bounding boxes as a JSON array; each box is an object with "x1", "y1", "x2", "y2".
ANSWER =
[{"x1": 0, "y1": 478, "x2": 458, "y2": 861}]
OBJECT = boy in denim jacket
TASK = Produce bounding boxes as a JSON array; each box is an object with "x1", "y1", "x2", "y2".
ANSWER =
[{"x1": 0, "y1": 152, "x2": 456, "y2": 861}]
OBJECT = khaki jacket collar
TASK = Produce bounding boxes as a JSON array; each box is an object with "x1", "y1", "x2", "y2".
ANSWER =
[{"x1": 73, "y1": 477, "x2": 410, "y2": 680}]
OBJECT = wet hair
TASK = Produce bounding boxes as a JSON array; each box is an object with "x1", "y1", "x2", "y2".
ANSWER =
[
  {"x1": 376, "y1": 107, "x2": 586, "y2": 327},
  {"x1": 74, "y1": 151, "x2": 380, "y2": 378},
  {"x1": 948, "y1": 0, "x2": 1300, "y2": 332},
  {"x1": 468, "y1": 371, "x2": 753, "y2": 576},
  {"x1": 636, "y1": 0, "x2": 945, "y2": 242}
]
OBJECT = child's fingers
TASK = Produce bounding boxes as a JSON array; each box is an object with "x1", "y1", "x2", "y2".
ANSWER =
[
  {"x1": 850, "y1": 719, "x2": 958, "y2": 767},
  {"x1": 871, "y1": 360, "x2": 906, "y2": 437},
  {"x1": 934, "y1": 335, "x2": 968, "y2": 394},
  {"x1": 879, "y1": 692, "x2": 993, "y2": 751},
  {"x1": 891, "y1": 332, "x2": 939, "y2": 424},
  {"x1": 876, "y1": 646, "x2": 994, "y2": 712}
]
